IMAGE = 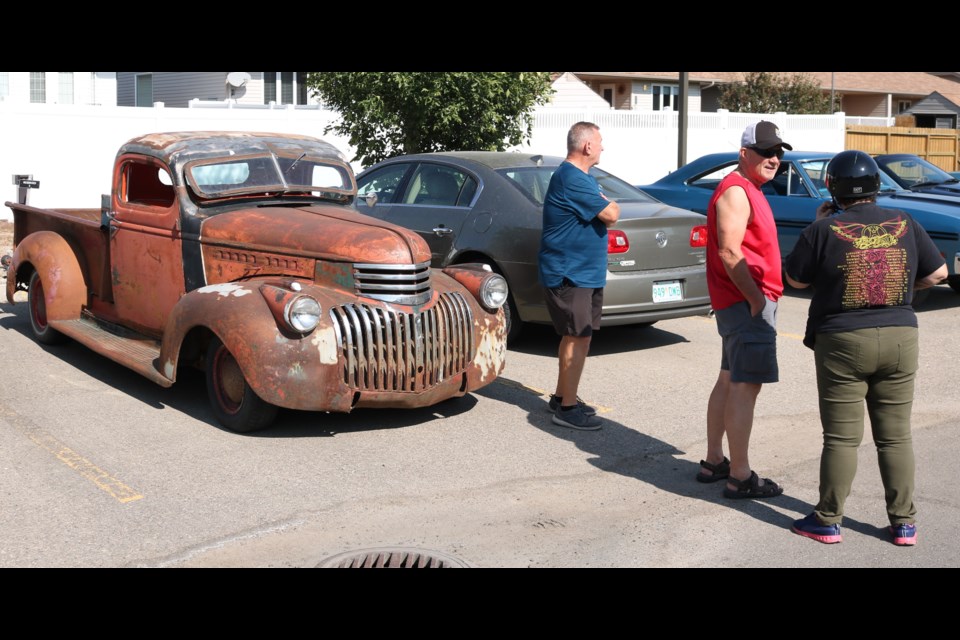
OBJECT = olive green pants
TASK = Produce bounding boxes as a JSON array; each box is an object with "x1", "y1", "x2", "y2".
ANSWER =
[{"x1": 813, "y1": 326, "x2": 918, "y2": 527}]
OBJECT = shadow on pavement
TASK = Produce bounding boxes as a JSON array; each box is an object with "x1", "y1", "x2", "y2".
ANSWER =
[
  {"x1": 0, "y1": 300, "x2": 480, "y2": 438},
  {"x1": 476, "y1": 376, "x2": 885, "y2": 541}
]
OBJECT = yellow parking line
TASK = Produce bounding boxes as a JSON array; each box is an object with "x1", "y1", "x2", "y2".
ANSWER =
[
  {"x1": 1, "y1": 404, "x2": 145, "y2": 504},
  {"x1": 27, "y1": 433, "x2": 144, "y2": 503},
  {"x1": 778, "y1": 331, "x2": 805, "y2": 341}
]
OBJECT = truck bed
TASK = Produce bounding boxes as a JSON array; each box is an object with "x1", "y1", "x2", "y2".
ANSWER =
[{"x1": 6, "y1": 202, "x2": 108, "y2": 300}]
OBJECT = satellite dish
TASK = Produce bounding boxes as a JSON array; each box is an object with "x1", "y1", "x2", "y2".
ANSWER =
[{"x1": 226, "y1": 72, "x2": 251, "y2": 88}]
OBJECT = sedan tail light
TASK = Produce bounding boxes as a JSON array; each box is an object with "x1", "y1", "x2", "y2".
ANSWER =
[
  {"x1": 689, "y1": 224, "x2": 708, "y2": 247},
  {"x1": 608, "y1": 229, "x2": 629, "y2": 254}
]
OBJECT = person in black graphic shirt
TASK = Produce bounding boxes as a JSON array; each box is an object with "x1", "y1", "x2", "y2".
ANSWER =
[{"x1": 785, "y1": 150, "x2": 947, "y2": 546}]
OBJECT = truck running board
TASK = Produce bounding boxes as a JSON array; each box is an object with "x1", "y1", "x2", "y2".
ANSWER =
[{"x1": 51, "y1": 317, "x2": 173, "y2": 387}]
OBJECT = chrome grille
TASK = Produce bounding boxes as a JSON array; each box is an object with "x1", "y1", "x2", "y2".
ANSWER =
[
  {"x1": 330, "y1": 293, "x2": 474, "y2": 392},
  {"x1": 353, "y1": 261, "x2": 431, "y2": 305}
]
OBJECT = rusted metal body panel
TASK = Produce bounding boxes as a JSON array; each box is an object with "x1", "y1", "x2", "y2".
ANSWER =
[
  {"x1": 159, "y1": 272, "x2": 505, "y2": 412},
  {"x1": 3, "y1": 131, "x2": 507, "y2": 426}
]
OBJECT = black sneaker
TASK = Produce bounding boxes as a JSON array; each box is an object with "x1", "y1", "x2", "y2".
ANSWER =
[
  {"x1": 552, "y1": 404, "x2": 602, "y2": 430},
  {"x1": 548, "y1": 394, "x2": 597, "y2": 417}
]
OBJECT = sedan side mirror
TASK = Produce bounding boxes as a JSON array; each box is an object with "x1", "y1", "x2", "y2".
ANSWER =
[{"x1": 364, "y1": 192, "x2": 378, "y2": 207}]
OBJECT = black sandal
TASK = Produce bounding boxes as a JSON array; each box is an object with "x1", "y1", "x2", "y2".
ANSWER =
[
  {"x1": 723, "y1": 470, "x2": 784, "y2": 499},
  {"x1": 696, "y1": 456, "x2": 730, "y2": 483}
]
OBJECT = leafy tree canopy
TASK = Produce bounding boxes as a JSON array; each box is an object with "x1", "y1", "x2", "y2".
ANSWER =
[
  {"x1": 718, "y1": 72, "x2": 835, "y2": 114},
  {"x1": 306, "y1": 72, "x2": 554, "y2": 166}
]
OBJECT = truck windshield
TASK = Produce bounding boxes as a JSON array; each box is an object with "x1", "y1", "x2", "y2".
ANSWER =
[{"x1": 187, "y1": 153, "x2": 353, "y2": 199}]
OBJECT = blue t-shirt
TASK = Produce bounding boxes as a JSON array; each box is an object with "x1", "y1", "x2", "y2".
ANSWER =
[{"x1": 538, "y1": 161, "x2": 610, "y2": 289}]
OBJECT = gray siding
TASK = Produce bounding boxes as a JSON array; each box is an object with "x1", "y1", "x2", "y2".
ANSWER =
[
  {"x1": 117, "y1": 72, "x2": 236, "y2": 107},
  {"x1": 116, "y1": 72, "x2": 136, "y2": 106},
  {"x1": 155, "y1": 72, "x2": 227, "y2": 106}
]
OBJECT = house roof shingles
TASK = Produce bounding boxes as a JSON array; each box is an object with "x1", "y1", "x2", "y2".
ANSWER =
[{"x1": 572, "y1": 72, "x2": 960, "y2": 100}]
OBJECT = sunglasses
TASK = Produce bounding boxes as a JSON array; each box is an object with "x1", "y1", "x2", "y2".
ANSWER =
[{"x1": 749, "y1": 146, "x2": 784, "y2": 160}]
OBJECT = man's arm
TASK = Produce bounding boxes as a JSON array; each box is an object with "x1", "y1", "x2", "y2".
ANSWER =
[
  {"x1": 715, "y1": 186, "x2": 766, "y2": 316},
  {"x1": 596, "y1": 201, "x2": 620, "y2": 227}
]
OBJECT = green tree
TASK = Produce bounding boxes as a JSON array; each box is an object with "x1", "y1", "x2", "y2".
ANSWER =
[
  {"x1": 306, "y1": 72, "x2": 555, "y2": 166},
  {"x1": 718, "y1": 72, "x2": 834, "y2": 114}
]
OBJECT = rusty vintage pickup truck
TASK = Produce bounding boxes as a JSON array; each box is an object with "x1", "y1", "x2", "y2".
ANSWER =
[{"x1": 5, "y1": 131, "x2": 508, "y2": 432}]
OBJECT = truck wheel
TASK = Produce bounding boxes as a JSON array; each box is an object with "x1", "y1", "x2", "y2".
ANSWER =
[
  {"x1": 28, "y1": 271, "x2": 67, "y2": 345},
  {"x1": 205, "y1": 337, "x2": 278, "y2": 433}
]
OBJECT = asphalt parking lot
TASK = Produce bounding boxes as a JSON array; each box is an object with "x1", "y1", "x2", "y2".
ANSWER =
[{"x1": 1, "y1": 284, "x2": 958, "y2": 568}]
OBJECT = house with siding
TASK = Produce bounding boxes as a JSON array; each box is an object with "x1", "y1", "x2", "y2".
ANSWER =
[
  {"x1": 563, "y1": 72, "x2": 960, "y2": 118},
  {"x1": 115, "y1": 72, "x2": 317, "y2": 108},
  {"x1": 0, "y1": 72, "x2": 116, "y2": 105}
]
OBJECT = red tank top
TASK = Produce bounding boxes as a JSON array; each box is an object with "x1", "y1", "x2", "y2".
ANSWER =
[{"x1": 706, "y1": 171, "x2": 783, "y2": 310}]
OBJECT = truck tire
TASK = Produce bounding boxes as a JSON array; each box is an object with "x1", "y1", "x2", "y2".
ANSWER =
[
  {"x1": 205, "y1": 337, "x2": 278, "y2": 433},
  {"x1": 28, "y1": 271, "x2": 68, "y2": 345}
]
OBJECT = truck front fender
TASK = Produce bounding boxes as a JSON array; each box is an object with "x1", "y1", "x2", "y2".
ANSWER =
[
  {"x1": 156, "y1": 282, "x2": 351, "y2": 411},
  {"x1": 7, "y1": 231, "x2": 86, "y2": 321}
]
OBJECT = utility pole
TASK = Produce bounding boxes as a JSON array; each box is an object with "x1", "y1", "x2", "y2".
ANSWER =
[{"x1": 678, "y1": 72, "x2": 689, "y2": 169}]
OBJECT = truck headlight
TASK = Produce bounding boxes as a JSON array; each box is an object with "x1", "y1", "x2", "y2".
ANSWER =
[
  {"x1": 285, "y1": 295, "x2": 321, "y2": 333},
  {"x1": 480, "y1": 274, "x2": 508, "y2": 310}
]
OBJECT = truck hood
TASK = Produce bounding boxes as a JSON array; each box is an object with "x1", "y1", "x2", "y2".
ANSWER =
[{"x1": 199, "y1": 204, "x2": 431, "y2": 265}]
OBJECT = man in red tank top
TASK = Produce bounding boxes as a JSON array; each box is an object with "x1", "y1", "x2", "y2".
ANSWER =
[{"x1": 695, "y1": 121, "x2": 788, "y2": 500}]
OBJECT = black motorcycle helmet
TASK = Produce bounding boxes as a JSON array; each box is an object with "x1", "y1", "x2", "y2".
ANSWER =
[{"x1": 825, "y1": 150, "x2": 881, "y2": 200}]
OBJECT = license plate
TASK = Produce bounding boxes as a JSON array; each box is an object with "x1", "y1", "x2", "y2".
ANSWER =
[{"x1": 652, "y1": 280, "x2": 683, "y2": 303}]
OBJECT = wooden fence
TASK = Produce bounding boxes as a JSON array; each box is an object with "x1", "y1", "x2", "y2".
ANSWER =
[{"x1": 846, "y1": 125, "x2": 960, "y2": 172}]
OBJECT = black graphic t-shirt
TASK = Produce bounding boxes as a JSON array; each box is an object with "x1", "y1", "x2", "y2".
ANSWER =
[{"x1": 785, "y1": 202, "x2": 945, "y2": 349}]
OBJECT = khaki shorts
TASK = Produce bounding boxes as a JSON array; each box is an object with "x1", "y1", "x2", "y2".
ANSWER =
[{"x1": 543, "y1": 279, "x2": 603, "y2": 337}]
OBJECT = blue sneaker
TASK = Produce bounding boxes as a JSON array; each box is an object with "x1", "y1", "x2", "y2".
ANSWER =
[
  {"x1": 889, "y1": 523, "x2": 917, "y2": 546},
  {"x1": 548, "y1": 394, "x2": 597, "y2": 417},
  {"x1": 791, "y1": 513, "x2": 842, "y2": 544}
]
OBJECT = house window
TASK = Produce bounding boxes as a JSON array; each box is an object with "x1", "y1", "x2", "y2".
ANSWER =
[
  {"x1": 263, "y1": 72, "x2": 309, "y2": 105},
  {"x1": 59, "y1": 72, "x2": 74, "y2": 104},
  {"x1": 898, "y1": 100, "x2": 912, "y2": 114},
  {"x1": 600, "y1": 83, "x2": 616, "y2": 108},
  {"x1": 653, "y1": 84, "x2": 679, "y2": 111},
  {"x1": 0, "y1": 72, "x2": 8, "y2": 100},
  {"x1": 136, "y1": 74, "x2": 153, "y2": 107},
  {"x1": 30, "y1": 72, "x2": 46, "y2": 103}
]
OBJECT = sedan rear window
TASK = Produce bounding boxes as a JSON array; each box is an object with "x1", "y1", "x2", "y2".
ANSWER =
[{"x1": 499, "y1": 166, "x2": 659, "y2": 206}]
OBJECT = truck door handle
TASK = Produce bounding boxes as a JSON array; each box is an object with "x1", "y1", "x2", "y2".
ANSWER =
[{"x1": 432, "y1": 227, "x2": 453, "y2": 237}]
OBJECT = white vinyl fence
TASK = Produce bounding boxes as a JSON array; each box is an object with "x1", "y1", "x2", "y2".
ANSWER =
[{"x1": 1, "y1": 102, "x2": 850, "y2": 218}]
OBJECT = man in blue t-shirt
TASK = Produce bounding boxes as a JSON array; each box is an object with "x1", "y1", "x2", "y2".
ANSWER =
[{"x1": 538, "y1": 122, "x2": 620, "y2": 430}]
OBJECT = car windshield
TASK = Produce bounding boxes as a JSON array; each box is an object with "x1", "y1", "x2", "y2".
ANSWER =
[
  {"x1": 799, "y1": 158, "x2": 904, "y2": 195},
  {"x1": 877, "y1": 155, "x2": 959, "y2": 189},
  {"x1": 186, "y1": 153, "x2": 354, "y2": 200},
  {"x1": 497, "y1": 164, "x2": 659, "y2": 206}
]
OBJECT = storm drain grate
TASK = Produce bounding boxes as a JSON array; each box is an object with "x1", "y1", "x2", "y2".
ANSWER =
[{"x1": 316, "y1": 547, "x2": 473, "y2": 568}]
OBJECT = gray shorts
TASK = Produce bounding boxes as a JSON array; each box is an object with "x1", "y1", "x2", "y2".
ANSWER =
[
  {"x1": 715, "y1": 298, "x2": 779, "y2": 384},
  {"x1": 543, "y1": 279, "x2": 603, "y2": 337}
]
